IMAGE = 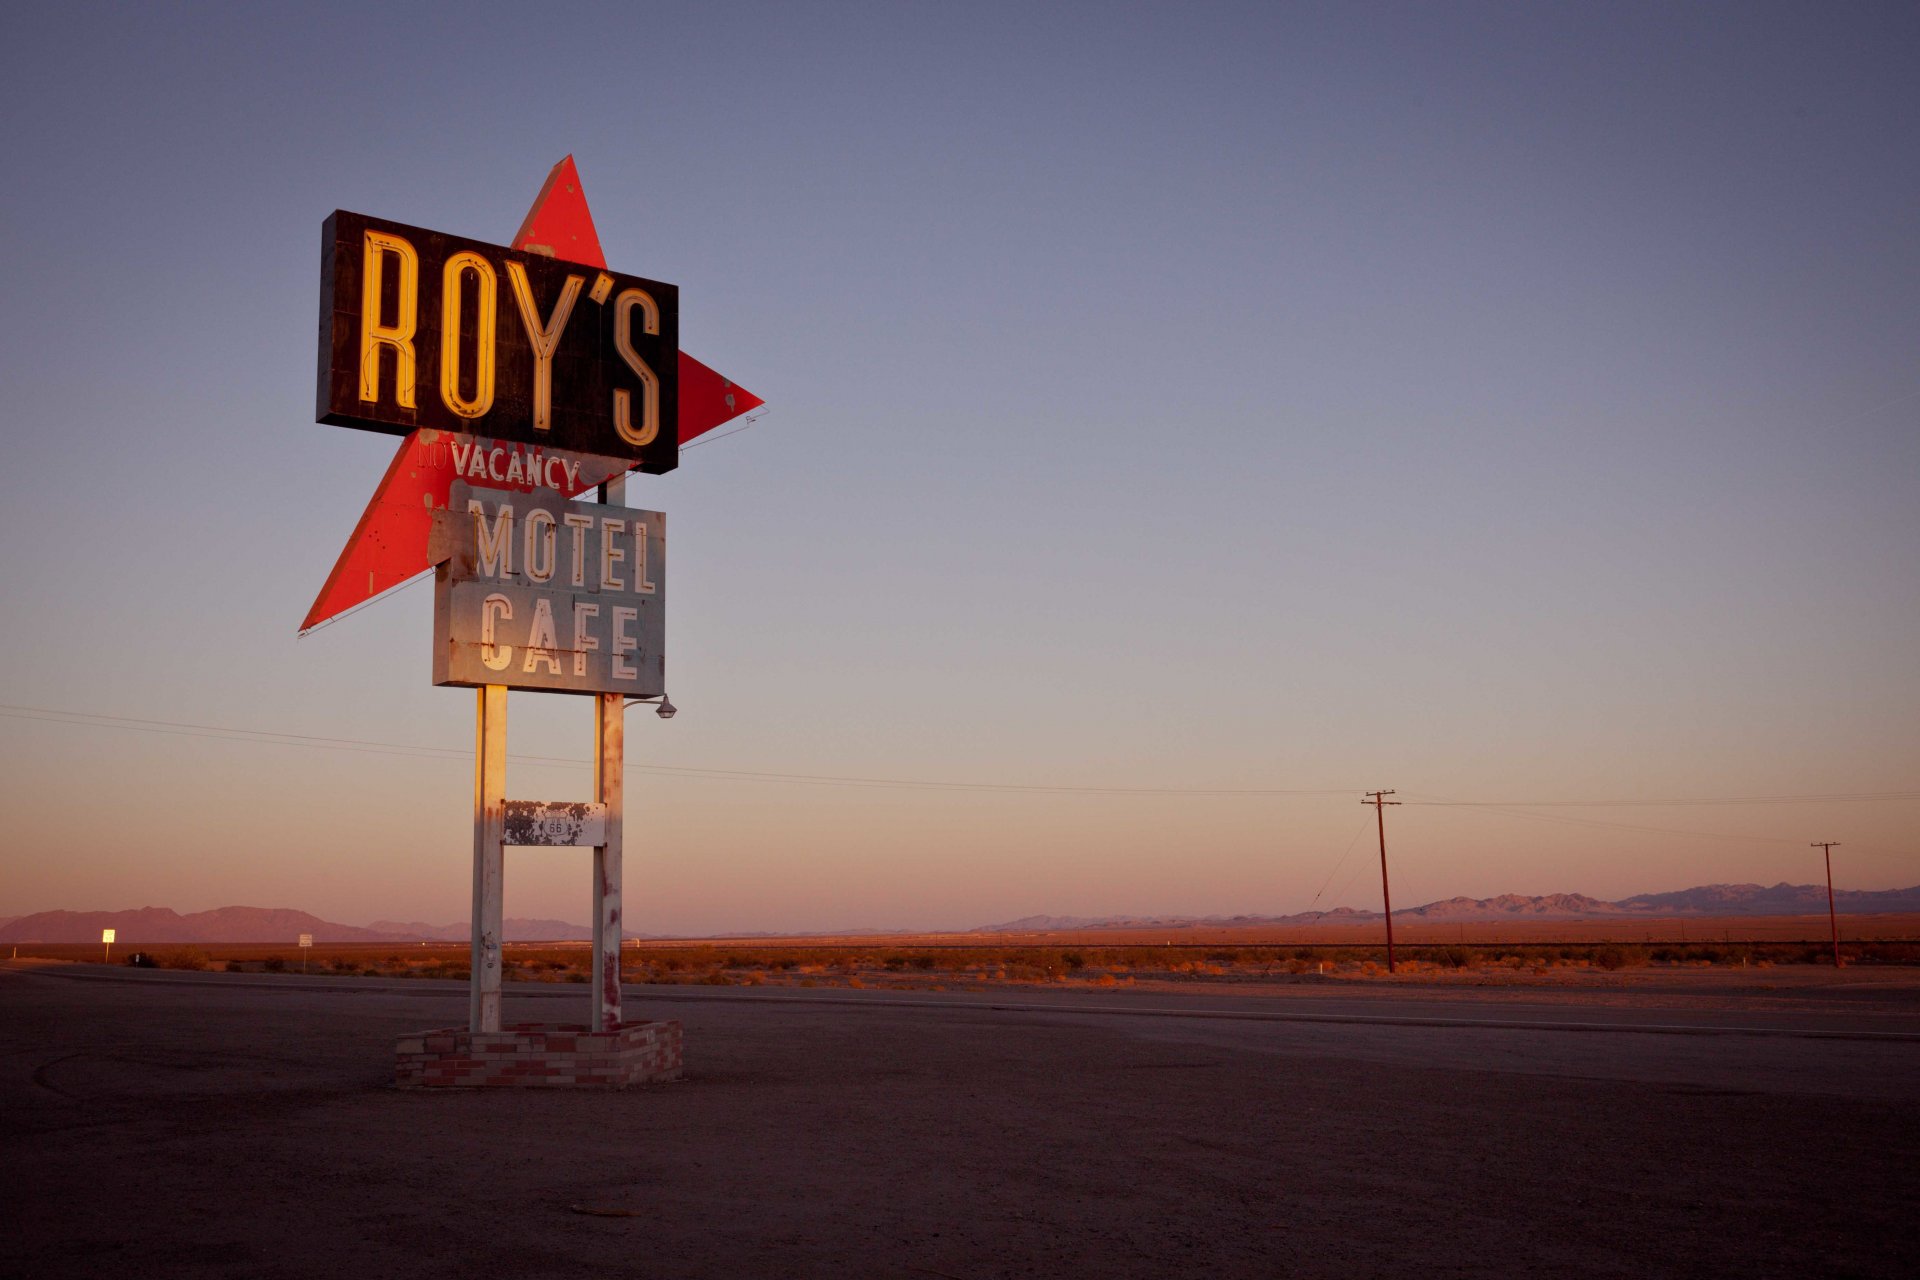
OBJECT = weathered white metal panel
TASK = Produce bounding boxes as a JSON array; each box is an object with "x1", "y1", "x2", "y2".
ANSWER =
[
  {"x1": 503, "y1": 800, "x2": 608, "y2": 847},
  {"x1": 433, "y1": 481, "x2": 664, "y2": 697}
]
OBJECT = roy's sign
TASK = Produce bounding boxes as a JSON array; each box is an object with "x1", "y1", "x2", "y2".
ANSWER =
[
  {"x1": 432, "y1": 480, "x2": 664, "y2": 696},
  {"x1": 318, "y1": 210, "x2": 680, "y2": 472}
]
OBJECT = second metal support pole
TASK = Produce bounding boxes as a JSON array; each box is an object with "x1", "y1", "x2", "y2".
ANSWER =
[
  {"x1": 592, "y1": 472, "x2": 627, "y2": 1032},
  {"x1": 593, "y1": 691, "x2": 625, "y2": 1030},
  {"x1": 471, "y1": 683, "x2": 508, "y2": 1032}
]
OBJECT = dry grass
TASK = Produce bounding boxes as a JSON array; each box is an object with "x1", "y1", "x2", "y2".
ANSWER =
[{"x1": 12, "y1": 930, "x2": 1916, "y2": 990}]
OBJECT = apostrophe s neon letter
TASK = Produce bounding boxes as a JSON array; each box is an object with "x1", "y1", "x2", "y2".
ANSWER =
[
  {"x1": 613, "y1": 287, "x2": 660, "y2": 447},
  {"x1": 506, "y1": 261, "x2": 583, "y2": 434},
  {"x1": 440, "y1": 251, "x2": 497, "y2": 419},
  {"x1": 360, "y1": 230, "x2": 419, "y2": 408}
]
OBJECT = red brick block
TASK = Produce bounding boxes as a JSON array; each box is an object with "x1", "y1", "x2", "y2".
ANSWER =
[{"x1": 396, "y1": 1021, "x2": 683, "y2": 1088}]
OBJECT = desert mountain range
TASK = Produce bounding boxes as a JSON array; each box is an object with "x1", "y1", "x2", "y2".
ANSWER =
[
  {"x1": 2, "y1": 882, "x2": 1916, "y2": 944},
  {"x1": 0, "y1": 906, "x2": 594, "y2": 946},
  {"x1": 978, "y1": 882, "x2": 1920, "y2": 932}
]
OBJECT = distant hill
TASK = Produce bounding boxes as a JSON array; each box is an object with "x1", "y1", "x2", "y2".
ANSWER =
[
  {"x1": 1614, "y1": 882, "x2": 1920, "y2": 916},
  {"x1": 7, "y1": 881, "x2": 1916, "y2": 944},
  {"x1": 974, "y1": 882, "x2": 1920, "y2": 932},
  {"x1": 0, "y1": 907, "x2": 412, "y2": 945},
  {"x1": 1403, "y1": 892, "x2": 1623, "y2": 920},
  {"x1": 0, "y1": 907, "x2": 591, "y2": 945}
]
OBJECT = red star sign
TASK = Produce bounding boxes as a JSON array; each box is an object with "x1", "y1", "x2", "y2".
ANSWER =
[{"x1": 301, "y1": 157, "x2": 763, "y2": 633}]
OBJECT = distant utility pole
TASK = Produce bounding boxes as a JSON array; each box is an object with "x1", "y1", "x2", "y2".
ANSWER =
[
  {"x1": 1364, "y1": 791, "x2": 1401, "y2": 973},
  {"x1": 1812, "y1": 842, "x2": 1842, "y2": 968}
]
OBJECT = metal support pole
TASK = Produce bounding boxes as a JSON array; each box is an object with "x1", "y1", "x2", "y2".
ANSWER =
[
  {"x1": 1813, "y1": 842, "x2": 1842, "y2": 968},
  {"x1": 1364, "y1": 790, "x2": 1401, "y2": 974},
  {"x1": 592, "y1": 474, "x2": 627, "y2": 1032},
  {"x1": 593, "y1": 693, "x2": 625, "y2": 1030},
  {"x1": 470, "y1": 684, "x2": 508, "y2": 1032}
]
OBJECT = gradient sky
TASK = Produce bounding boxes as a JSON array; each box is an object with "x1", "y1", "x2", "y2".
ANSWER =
[{"x1": 1, "y1": 2, "x2": 1915, "y2": 933}]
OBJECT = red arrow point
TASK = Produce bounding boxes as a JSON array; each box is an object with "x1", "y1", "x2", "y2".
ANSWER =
[{"x1": 677, "y1": 352, "x2": 765, "y2": 443}]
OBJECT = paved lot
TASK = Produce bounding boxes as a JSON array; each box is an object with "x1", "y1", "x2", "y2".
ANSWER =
[{"x1": 5, "y1": 962, "x2": 1917, "y2": 1279}]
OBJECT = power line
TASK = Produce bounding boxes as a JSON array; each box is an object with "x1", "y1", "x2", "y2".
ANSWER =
[
  {"x1": 295, "y1": 570, "x2": 434, "y2": 638},
  {"x1": 1841, "y1": 842, "x2": 1920, "y2": 863},
  {"x1": 1410, "y1": 797, "x2": 1813, "y2": 848},
  {"x1": 4, "y1": 702, "x2": 1916, "y2": 838},
  {"x1": 1307, "y1": 813, "x2": 1374, "y2": 911},
  {"x1": 1404, "y1": 792, "x2": 1919, "y2": 808},
  {"x1": 0, "y1": 704, "x2": 1351, "y2": 798},
  {"x1": 678, "y1": 409, "x2": 768, "y2": 451}
]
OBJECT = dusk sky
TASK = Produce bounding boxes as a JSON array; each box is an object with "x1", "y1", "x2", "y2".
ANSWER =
[{"x1": 2, "y1": 2, "x2": 1915, "y2": 934}]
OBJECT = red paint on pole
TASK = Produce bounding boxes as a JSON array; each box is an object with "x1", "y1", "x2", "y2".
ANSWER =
[{"x1": 601, "y1": 957, "x2": 622, "y2": 1031}]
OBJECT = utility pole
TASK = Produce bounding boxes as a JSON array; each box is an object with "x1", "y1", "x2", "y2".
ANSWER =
[
  {"x1": 1812, "y1": 842, "x2": 1842, "y2": 968},
  {"x1": 1363, "y1": 791, "x2": 1401, "y2": 973}
]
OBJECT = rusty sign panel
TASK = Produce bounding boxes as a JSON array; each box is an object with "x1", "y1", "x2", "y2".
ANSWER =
[
  {"x1": 317, "y1": 210, "x2": 680, "y2": 473},
  {"x1": 433, "y1": 481, "x2": 664, "y2": 696},
  {"x1": 504, "y1": 801, "x2": 609, "y2": 847}
]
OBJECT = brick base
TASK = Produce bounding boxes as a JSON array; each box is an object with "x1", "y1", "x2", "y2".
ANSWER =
[{"x1": 395, "y1": 1020, "x2": 683, "y2": 1089}]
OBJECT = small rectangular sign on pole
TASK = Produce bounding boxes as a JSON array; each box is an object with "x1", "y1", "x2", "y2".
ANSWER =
[
  {"x1": 102, "y1": 928, "x2": 114, "y2": 963},
  {"x1": 504, "y1": 800, "x2": 609, "y2": 847},
  {"x1": 299, "y1": 933, "x2": 313, "y2": 973}
]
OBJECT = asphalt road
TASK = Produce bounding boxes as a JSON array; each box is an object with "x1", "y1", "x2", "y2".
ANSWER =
[{"x1": 5, "y1": 962, "x2": 1917, "y2": 1278}]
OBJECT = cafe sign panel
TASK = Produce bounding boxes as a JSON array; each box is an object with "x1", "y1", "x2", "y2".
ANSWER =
[{"x1": 431, "y1": 478, "x2": 664, "y2": 697}]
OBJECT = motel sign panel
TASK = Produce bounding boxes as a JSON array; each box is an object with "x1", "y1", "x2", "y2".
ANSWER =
[
  {"x1": 431, "y1": 479, "x2": 664, "y2": 697},
  {"x1": 318, "y1": 210, "x2": 681, "y2": 472}
]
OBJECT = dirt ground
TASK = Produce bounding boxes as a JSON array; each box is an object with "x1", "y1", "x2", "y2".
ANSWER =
[{"x1": 4, "y1": 961, "x2": 1917, "y2": 1279}]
